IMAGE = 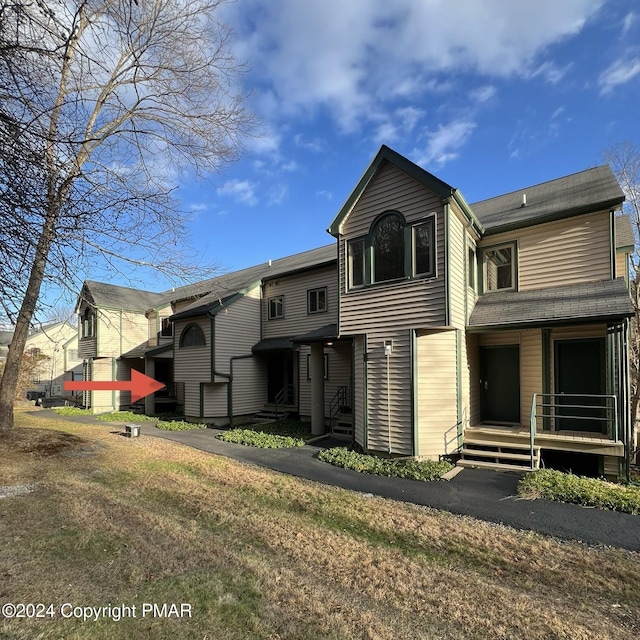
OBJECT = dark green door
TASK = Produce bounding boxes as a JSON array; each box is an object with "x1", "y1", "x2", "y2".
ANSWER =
[
  {"x1": 480, "y1": 345, "x2": 520, "y2": 424},
  {"x1": 554, "y1": 339, "x2": 605, "y2": 432}
]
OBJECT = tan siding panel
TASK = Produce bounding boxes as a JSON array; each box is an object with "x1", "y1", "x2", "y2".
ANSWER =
[
  {"x1": 215, "y1": 287, "x2": 261, "y2": 379},
  {"x1": 232, "y1": 357, "x2": 266, "y2": 416},
  {"x1": 90, "y1": 358, "x2": 116, "y2": 412},
  {"x1": 365, "y1": 329, "x2": 412, "y2": 456},
  {"x1": 615, "y1": 254, "x2": 628, "y2": 281},
  {"x1": 353, "y1": 336, "x2": 365, "y2": 447},
  {"x1": 448, "y1": 207, "x2": 466, "y2": 329},
  {"x1": 467, "y1": 333, "x2": 481, "y2": 426},
  {"x1": 520, "y1": 330, "x2": 542, "y2": 429},
  {"x1": 262, "y1": 266, "x2": 337, "y2": 339},
  {"x1": 416, "y1": 330, "x2": 457, "y2": 459},
  {"x1": 174, "y1": 317, "x2": 211, "y2": 383},
  {"x1": 478, "y1": 211, "x2": 612, "y2": 291}
]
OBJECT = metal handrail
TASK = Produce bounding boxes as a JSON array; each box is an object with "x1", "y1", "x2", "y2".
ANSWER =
[
  {"x1": 329, "y1": 386, "x2": 350, "y2": 423},
  {"x1": 274, "y1": 384, "x2": 294, "y2": 418},
  {"x1": 530, "y1": 392, "x2": 619, "y2": 442}
]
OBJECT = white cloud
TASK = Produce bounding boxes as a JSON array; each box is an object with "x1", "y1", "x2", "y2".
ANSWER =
[
  {"x1": 599, "y1": 57, "x2": 640, "y2": 94},
  {"x1": 226, "y1": 0, "x2": 604, "y2": 130},
  {"x1": 622, "y1": 12, "x2": 637, "y2": 36},
  {"x1": 469, "y1": 86, "x2": 497, "y2": 105},
  {"x1": 414, "y1": 120, "x2": 477, "y2": 168},
  {"x1": 217, "y1": 179, "x2": 258, "y2": 206},
  {"x1": 267, "y1": 184, "x2": 288, "y2": 206},
  {"x1": 528, "y1": 61, "x2": 572, "y2": 84}
]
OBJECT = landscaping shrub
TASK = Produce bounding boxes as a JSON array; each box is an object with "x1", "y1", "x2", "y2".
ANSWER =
[
  {"x1": 318, "y1": 447, "x2": 453, "y2": 482},
  {"x1": 517, "y1": 468, "x2": 640, "y2": 515},
  {"x1": 156, "y1": 420, "x2": 207, "y2": 431},
  {"x1": 216, "y1": 421, "x2": 312, "y2": 448},
  {"x1": 95, "y1": 411, "x2": 157, "y2": 422}
]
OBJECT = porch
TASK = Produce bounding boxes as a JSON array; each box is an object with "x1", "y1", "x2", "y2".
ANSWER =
[{"x1": 457, "y1": 392, "x2": 625, "y2": 477}]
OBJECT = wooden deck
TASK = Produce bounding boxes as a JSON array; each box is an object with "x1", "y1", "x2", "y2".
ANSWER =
[{"x1": 465, "y1": 424, "x2": 624, "y2": 457}]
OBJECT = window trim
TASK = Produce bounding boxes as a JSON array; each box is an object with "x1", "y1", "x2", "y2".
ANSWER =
[
  {"x1": 468, "y1": 243, "x2": 477, "y2": 291},
  {"x1": 160, "y1": 317, "x2": 173, "y2": 337},
  {"x1": 371, "y1": 211, "x2": 406, "y2": 284},
  {"x1": 481, "y1": 242, "x2": 517, "y2": 293},
  {"x1": 306, "y1": 353, "x2": 329, "y2": 380},
  {"x1": 268, "y1": 295, "x2": 284, "y2": 320},
  {"x1": 179, "y1": 323, "x2": 206, "y2": 348},
  {"x1": 346, "y1": 211, "x2": 437, "y2": 290},
  {"x1": 307, "y1": 287, "x2": 328, "y2": 315}
]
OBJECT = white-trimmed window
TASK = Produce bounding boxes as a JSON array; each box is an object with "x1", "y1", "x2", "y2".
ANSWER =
[
  {"x1": 307, "y1": 287, "x2": 327, "y2": 314},
  {"x1": 483, "y1": 243, "x2": 515, "y2": 292},
  {"x1": 81, "y1": 308, "x2": 95, "y2": 338},
  {"x1": 268, "y1": 296, "x2": 284, "y2": 320}
]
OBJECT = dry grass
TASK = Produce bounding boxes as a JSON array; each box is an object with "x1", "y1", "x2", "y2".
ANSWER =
[{"x1": 0, "y1": 407, "x2": 639, "y2": 639}]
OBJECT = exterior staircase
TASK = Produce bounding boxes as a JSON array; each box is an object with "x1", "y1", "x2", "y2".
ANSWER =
[
  {"x1": 252, "y1": 403, "x2": 293, "y2": 423},
  {"x1": 457, "y1": 426, "x2": 540, "y2": 472},
  {"x1": 331, "y1": 411, "x2": 354, "y2": 438}
]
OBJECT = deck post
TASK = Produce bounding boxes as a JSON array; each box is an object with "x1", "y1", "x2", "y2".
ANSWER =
[{"x1": 144, "y1": 357, "x2": 155, "y2": 416}]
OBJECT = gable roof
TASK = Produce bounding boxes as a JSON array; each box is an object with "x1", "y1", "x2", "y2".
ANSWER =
[
  {"x1": 471, "y1": 165, "x2": 625, "y2": 235},
  {"x1": 77, "y1": 281, "x2": 164, "y2": 313},
  {"x1": 170, "y1": 244, "x2": 336, "y2": 321},
  {"x1": 615, "y1": 214, "x2": 635, "y2": 250},
  {"x1": 468, "y1": 278, "x2": 633, "y2": 330},
  {"x1": 327, "y1": 145, "x2": 483, "y2": 237}
]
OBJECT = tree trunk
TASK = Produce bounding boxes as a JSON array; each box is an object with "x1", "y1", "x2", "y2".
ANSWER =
[{"x1": 0, "y1": 207, "x2": 58, "y2": 433}]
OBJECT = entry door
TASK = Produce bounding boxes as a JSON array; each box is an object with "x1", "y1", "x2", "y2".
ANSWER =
[
  {"x1": 554, "y1": 339, "x2": 605, "y2": 432},
  {"x1": 480, "y1": 345, "x2": 520, "y2": 424},
  {"x1": 267, "y1": 353, "x2": 294, "y2": 403}
]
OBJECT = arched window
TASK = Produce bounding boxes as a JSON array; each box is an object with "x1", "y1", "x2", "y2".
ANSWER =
[
  {"x1": 372, "y1": 213, "x2": 405, "y2": 283},
  {"x1": 179, "y1": 323, "x2": 206, "y2": 347}
]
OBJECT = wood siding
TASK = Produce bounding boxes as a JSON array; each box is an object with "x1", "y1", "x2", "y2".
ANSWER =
[
  {"x1": 174, "y1": 317, "x2": 211, "y2": 383},
  {"x1": 353, "y1": 336, "x2": 365, "y2": 448},
  {"x1": 447, "y1": 205, "x2": 467, "y2": 329},
  {"x1": 339, "y1": 162, "x2": 447, "y2": 335},
  {"x1": 615, "y1": 254, "x2": 629, "y2": 282},
  {"x1": 416, "y1": 330, "x2": 457, "y2": 459},
  {"x1": 202, "y1": 382, "x2": 228, "y2": 419},
  {"x1": 90, "y1": 357, "x2": 116, "y2": 412},
  {"x1": 365, "y1": 329, "x2": 412, "y2": 455},
  {"x1": 478, "y1": 210, "x2": 612, "y2": 291},
  {"x1": 467, "y1": 333, "x2": 480, "y2": 426},
  {"x1": 262, "y1": 265, "x2": 337, "y2": 339},
  {"x1": 97, "y1": 309, "x2": 148, "y2": 358},
  {"x1": 232, "y1": 358, "x2": 266, "y2": 416},
  {"x1": 298, "y1": 342, "x2": 352, "y2": 420},
  {"x1": 215, "y1": 287, "x2": 261, "y2": 380}
]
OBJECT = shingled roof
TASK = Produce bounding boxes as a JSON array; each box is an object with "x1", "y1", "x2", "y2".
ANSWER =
[
  {"x1": 170, "y1": 244, "x2": 336, "y2": 321},
  {"x1": 468, "y1": 278, "x2": 634, "y2": 330},
  {"x1": 78, "y1": 281, "x2": 165, "y2": 313},
  {"x1": 615, "y1": 214, "x2": 635, "y2": 249},
  {"x1": 470, "y1": 165, "x2": 625, "y2": 235}
]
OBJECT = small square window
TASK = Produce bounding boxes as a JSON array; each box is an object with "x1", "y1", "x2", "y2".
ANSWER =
[
  {"x1": 268, "y1": 296, "x2": 284, "y2": 319},
  {"x1": 348, "y1": 239, "x2": 365, "y2": 288},
  {"x1": 308, "y1": 287, "x2": 327, "y2": 314},
  {"x1": 483, "y1": 244, "x2": 515, "y2": 291},
  {"x1": 160, "y1": 317, "x2": 173, "y2": 337}
]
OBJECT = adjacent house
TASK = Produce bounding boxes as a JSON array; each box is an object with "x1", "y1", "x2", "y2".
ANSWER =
[
  {"x1": 72, "y1": 145, "x2": 635, "y2": 480},
  {"x1": 23, "y1": 321, "x2": 80, "y2": 397}
]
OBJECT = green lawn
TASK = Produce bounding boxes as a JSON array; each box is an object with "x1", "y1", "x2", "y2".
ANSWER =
[{"x1": 1, "y1": 408, "x2": 639, "y2": 639}]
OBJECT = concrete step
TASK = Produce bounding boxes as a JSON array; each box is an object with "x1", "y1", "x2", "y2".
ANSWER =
[{"x1": 460, "y1": 448, "x2": 539, "y2": 462}]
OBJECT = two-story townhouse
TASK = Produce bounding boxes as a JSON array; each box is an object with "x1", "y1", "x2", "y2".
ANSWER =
[
  {"x1": 170, "y1": 245, "x2": 342, "y2": 426},
  {"x1": 24, "y1": 321, "x2": 78, "y2": 397},
  {"x1": 327, "y1": 145, "x2": 634, "y2": 480}
]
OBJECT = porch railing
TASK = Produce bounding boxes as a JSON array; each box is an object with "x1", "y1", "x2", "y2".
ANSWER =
[
  {"x1": 530, "y1": 393, "x2": 619, "y2": 469},
  {"x1": 274, "y1": 384, "x2": 294, "y2": 417},
  {"x1": 329, "y1": 386, "x2": 351, "y2": 424}
]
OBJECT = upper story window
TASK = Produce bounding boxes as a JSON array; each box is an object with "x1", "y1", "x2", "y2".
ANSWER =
[
  {"x1": 268, "y1": 296, "x2": 284, "y2": 320},
  {"x1": 372, "y1": 213, "x2": 405, "y2": 283},
  {"x1": 307, "y1": 287, "x2": 327, "y2": 314},
  {"x1": 81, "y1": 308, "x2": 95, "y2": 338},
  {"x1": 160, "y1": 317, "x2": 173, "y2": 337},
  {"x1": 179, "y1": 323, "x2": 206, "y2": 347},
  {"x1": 468, "y1": 245, "x2": 476, "y2": 290},
  {"x1": 347, "y1": 211, "x2": 436, "y2": 289},
  {"x1": 483, "y1": 243, "x2": 516, "y2": 292}
]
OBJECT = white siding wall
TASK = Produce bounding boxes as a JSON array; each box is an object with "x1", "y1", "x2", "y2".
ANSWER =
[
  {"x1": 90, "y1": 357, "x2": 116, "y2": 413},
  {"x1": 416, "y1": 330, "x2": 457, "y2": 459},
  {"x1": 448, "y1": 207, "x2": 466, "y2": 329},
  {"x1": 353, "y1": 336, "x2": 365, "y2": 448},
  {"x1": 478, "y1": 210, "x2": 612, "y2": 292},
  {"x1": 232, "y1": 358, "x2": 267, "y2": 416},
  {"x1": 97, "y1": 309, "x2": 148, "y2": 358}
]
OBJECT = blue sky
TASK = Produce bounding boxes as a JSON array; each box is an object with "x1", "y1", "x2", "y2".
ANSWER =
[
  {"x1": 44, "y1": 0, "x2": 640, "y2": 309},
  {"x1": 173, "y1": 0, "x2": 639, "y2": 280}
]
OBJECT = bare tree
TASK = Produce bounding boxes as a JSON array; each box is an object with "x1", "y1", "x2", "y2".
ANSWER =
[
  {"x1": 604, "y1": 141, "x2": 640, "y2": 458},
  {"x1": 0, "y1": 0, "x2": 255, "y2": 432}
]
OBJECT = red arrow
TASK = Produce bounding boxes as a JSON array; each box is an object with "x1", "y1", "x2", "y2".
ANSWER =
[{"x1": 64, "y1": 369, "x2": 165, "y2": 403}]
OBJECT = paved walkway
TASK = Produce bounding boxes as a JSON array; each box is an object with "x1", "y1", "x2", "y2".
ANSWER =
[{"x1": 43, "y1": 412, "x2": 640, "y2": 552}]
